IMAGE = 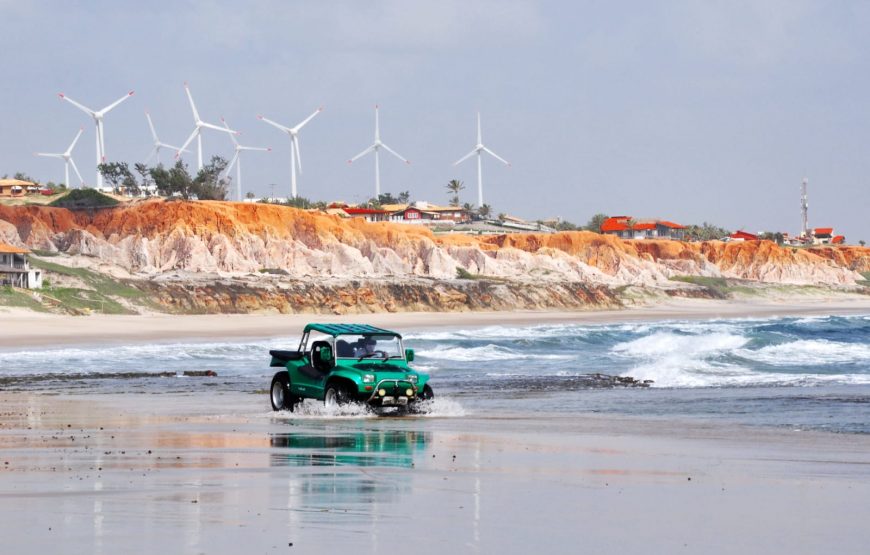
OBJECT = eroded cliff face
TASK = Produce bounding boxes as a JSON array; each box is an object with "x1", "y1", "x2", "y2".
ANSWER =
[{"x1": 0, "y1": 200, "x2": 865, "y2": 287}]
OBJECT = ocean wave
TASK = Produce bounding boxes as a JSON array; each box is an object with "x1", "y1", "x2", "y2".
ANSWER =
[
  {"x1": 738, "y1": 340, "x2": 870, "y2": 365},
  {"x1": 416, "y1": 344, "x2": 573, "y2": 362},
  {"x1": 612, "y1": 331, "x2": 749, "y2": 358}
]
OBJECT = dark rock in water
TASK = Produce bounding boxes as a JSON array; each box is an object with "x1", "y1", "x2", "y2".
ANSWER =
[
  {"x1": 181, "y1": 370, "x2": 217, "y2": 377},
  {"x1": 587, "y1": 373, "x2": 653, "y2": 387}
]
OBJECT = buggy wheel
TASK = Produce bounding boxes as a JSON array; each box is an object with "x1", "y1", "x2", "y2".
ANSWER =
[
  {"x1": 419, "y1": 384, "x2": 434, "y2": 400},
  {"x1": 324, "y1": 382, "x2": 351, "y2": 407},
  {"x1": 270, "y1": 372, "x2": 297, "y2": 411}
]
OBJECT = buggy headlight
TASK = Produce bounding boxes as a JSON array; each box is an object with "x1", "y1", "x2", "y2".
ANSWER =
[
  {"x1": 363, "y1": 374, "x2": 375, "y2": 383},
  {"x1": 408, "y1": 374, "x2": 418, "y2": 383}
]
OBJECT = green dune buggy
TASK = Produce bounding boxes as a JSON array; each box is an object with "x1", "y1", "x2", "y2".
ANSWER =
[{"x1": 269, "y1": 323, "x2": 433, "y2": 413}]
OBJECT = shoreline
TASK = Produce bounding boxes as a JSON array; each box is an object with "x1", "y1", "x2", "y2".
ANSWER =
[
  {"x1": 3, "y1": 296, "x2": 870, "y2": 348},
  {"x1": 1, "y1": 391, "x2": 868, "y2": 553}
]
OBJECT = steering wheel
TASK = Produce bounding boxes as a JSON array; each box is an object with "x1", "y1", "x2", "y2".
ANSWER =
[{"x1": 358, "y1": 350, "x2": 389, "y2": 362}]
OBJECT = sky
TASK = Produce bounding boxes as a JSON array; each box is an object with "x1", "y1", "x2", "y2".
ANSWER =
[{"x1": 1, "y1": 0, "x2": 869, "y2": 241}]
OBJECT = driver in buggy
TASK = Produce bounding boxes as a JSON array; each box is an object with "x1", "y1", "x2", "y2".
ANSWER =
[{"x1": 353, "y1": 336, "x2": 377, "y2": 358}]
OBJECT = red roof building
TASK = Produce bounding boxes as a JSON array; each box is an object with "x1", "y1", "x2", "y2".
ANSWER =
[
  {"x1": 600, "y1": 216, "x2": 686, "y2": 240},
  {"x1": 342, "y1": 207, "x2": 389, "y2": 222},
  {"x1": 728, "y1": 230, "x2": 759, "y2": 242}
]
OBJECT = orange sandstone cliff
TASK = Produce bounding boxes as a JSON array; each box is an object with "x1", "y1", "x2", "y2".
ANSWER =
[{"x1": 0, "y1": 200, "x2": 866, "y2": 288}]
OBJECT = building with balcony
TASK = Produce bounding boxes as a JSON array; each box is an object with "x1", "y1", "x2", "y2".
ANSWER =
[{"x1": 0, "y1": 243, "x2": 43, "y2": 289}]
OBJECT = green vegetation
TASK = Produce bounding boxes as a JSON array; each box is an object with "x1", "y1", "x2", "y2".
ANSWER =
[
  {"x1": 278, "y1": 196, "x2": 327, "y2": 209},
  {"x1": 49, "y1": 188, "x2": 119, "y2": 209},
  {"x1": 684, "y1": 222, "x2": 731, "y2": 241},
  {"x1": 43, "y1": 287, "x2": 132, "y2": 315},
  {"x1": 0, "y1": 286, "x2": 48, "y2": 312},
  {"x1": 29, "y1": 257, "x2": 144, "y2": 299},
  {"x1": 100, "y1": 157, "x2": 230, "y2": 200},
  {"x1": 859, "y1": 271, "x2": 870, "y2": 287},
  {"x1": 669, "y1": 275, "x2": 757, "y2": 298},
  {"x1": 259, "y1": 268, "x2": 290, "y2": 275},
  {"x1": 585, "y1": 213, "x2": 609, "y2": 232},
  {"x1": 456, "y1": 267, "x2": 477, "y2": 279},
  {"x1": 446, "y1": 179, "x2": 465, "y2": 206}
]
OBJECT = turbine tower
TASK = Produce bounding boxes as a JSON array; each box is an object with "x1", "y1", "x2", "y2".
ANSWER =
[
  {"x1": 145, "y1": 111, "x2": 188, "y2": 165},
  {"x1": 58, "y1": 90, "x2": 135, "y2": 187},
  {"x1": 453, "y1": 112, "x2": 510, "y2": 207},
  {"x1": 176, "y1": 82, "x2": 238, "y2": 170},
  {"x1": 221, "y1": 117, "x2": 271, "y2": 201},
  {"x1": 258, "y1": 107, "x2": 323, "y2": 198},
  {"x1": 35, "y1": 127, "x2": 86, "y2": 188},
  {"x1": 348, "y1": 105, "x2": 410, "y2": 197},
  {"x1": 801, "y1": 177, "x2": 809, "y2": 239}
]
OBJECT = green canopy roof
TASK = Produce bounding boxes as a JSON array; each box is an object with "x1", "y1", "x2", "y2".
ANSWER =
[{"x1": 303, "y1": 323, "x2": 401, "y2": 338}]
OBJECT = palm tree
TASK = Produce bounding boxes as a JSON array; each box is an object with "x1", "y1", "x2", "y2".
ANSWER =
[
  {"x1": 478, "y1": 204, "x2": 492, "y2": 219},
  {"x1": 446, "y1": 179, "x2": 465, "y2": 206}
]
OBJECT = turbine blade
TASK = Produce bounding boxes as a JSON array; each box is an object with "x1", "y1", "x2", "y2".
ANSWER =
[
  {"x1": 184, "y1": 82, "x2": 200, "y2": 122},
  {"x1": 477, "y1": 112, "x2": 482, "y2": 143},
  {"x1": 98, "y1": 122, "x2": 106, "y2": 162},
  {"x1": 239, "y1": 146, "x2": 270, "y2": 152},
  {"x1": 58, "y1": 94, "x2": 96, "y2": 116},
  {"x1": 221, "y1": 117, "x2": 240, "y2": 146},
  {"x1": 146, "y1": 112, "x2": 158, "y2": 141},
  {"x1": 99, "y1": 90, "x2": 134, "y2": 115},
  {"x1": 35, "y1": 152, "x2": 63, "y2": 158},
  {"x1": 177, "y1": 128, "x2": 199, "y2": 156},
  {"x1": 257, "y1": 115, "x2": 292, "y2": 133},
  {"x1": 225, "y1": 152, "x2": 240, "y2": 174},
  {"x1": 380, "y1": 142, "x2": 409, "y2": 164},
  {"x1": 67, "y1": 128, "x2": 84, "y2": 153},
  {"x1": 482, "y1": 146, "x2": 510, "y2": 166},
  {"x1": 201, "y1": 121, "x2": 237, "y2": 134},
  {"x1": 159, "y1": 142, "x2": 189, "y2": 153},
  {"x1": 453, "y1": 149, "x2": 477, "y2": 166},
  {"x1": 293, "y1": 136, "x2": 302, "y2": 173},
  {"x1": 293, "y1": 106, "x2": 323, "y2": 132},
  {"x1": 145, "y1": 146, "x2": 158, "y2": 164},
  {"x1": 348, "y1": 144, "x2": 375, "y2": 163},
  {"x1": 69, "y1": 157, "x2": 84, "y2": 184}
]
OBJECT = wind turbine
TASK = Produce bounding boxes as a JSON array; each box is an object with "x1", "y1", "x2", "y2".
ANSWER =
[
  {"x1": 145, "y1": 111, "x2": 188, "y2": 165},
  {"x1": 35, "y1": 127, "x2": 86, "y2": 188},
  {"x1": 176, "y1": 82, "x2": 238, "y2": 170},
  {"x1": 348, "y1": 105, "x2": 410, "y2": 198},
  {"x1": 257, "y1": 106, "x2": 323, "y2": 199},
  {"x1": 58, "y1": 89, "x2": 135, "y2": 187},
  {"x1": 221, "y1": 117, "x2": 271, "y2": 201},
  {"x1": 453, "y1": 112, "x2": 510, "y2": 207}
]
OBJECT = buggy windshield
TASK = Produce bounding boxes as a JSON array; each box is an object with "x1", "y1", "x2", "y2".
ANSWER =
[{"x1": 334, "y1": 334, "x2": 403, "y2": 359}]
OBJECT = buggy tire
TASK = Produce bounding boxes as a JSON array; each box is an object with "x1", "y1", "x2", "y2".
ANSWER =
[
  {"x1": 324, "y1": 382, "x2": 351, "y2": 407},
  {"x1": 419, "y1": 384, "x2": 434, "y2": 400},
  {"x1": 270, "y1": 372, "x2": 297, "y2": 411}
]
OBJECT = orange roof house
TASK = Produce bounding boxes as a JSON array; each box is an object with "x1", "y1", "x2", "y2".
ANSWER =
[{"x1": 600, "y1": 216, "x2": 686, "y2": 240}]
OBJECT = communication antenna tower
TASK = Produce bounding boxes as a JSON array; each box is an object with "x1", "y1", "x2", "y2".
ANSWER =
[{"x1": 800, "y1": 177, "x2": 809, "y2": 238}]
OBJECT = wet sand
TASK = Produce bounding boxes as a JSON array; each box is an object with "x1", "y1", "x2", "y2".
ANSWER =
[
  {"x1": 1, "y1": 392, "x2": 868, "y2": 554},
  {"x1": 3, "y1": 296, "x2": 870, "y2": 348}
]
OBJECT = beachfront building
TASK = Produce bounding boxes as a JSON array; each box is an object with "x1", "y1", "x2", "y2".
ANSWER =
[
  {"x1": 728, "y1": 230, "x2": 759, "y2": 242},
  {"x1": 0, "y1": 243, "x2": 43, "y2": 289},
  {"x1": 600, "y1": 216, "x2": 686, "y2": 240},
  {"x1": 0, "y1": 178, "x2": 33, "y2": 197},
  {"x1": 342, "y1": 207, "x2": 390, "y2": 222},
  {"x1": 810, "y1": 227, "x2": 845, "y2": 245}
]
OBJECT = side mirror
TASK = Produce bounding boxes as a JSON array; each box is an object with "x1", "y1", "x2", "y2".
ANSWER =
[
  {"x1": 405, "y1": 348, "x2": 415, "y2": 362},
  {"x1": 319, "y1": 345, "x2": 333, "y2": 363}
]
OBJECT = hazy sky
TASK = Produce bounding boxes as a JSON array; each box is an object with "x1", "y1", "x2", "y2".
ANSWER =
[{"x1": 2, "y1": 1, "x2": 869, "y2": 241}]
